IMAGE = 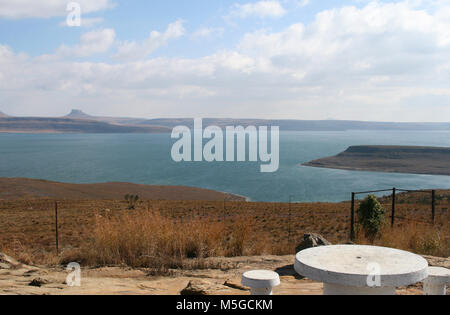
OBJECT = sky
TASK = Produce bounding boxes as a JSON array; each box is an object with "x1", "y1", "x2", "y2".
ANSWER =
[{"x1": 0, "y1": 0, "x2": 449, "y2": 122}]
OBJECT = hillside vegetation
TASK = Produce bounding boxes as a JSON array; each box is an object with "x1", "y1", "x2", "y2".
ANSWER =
[
  {"x1": 1, "y1": 190, "x2": 448, "y2": 269},
  {"x1": 0, "y1": 178, "x2": 244, "y2": 201}
]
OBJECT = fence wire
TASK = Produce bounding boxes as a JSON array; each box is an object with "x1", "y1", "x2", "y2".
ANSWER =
[{"x1": 0, "y1": 190, "x2": 448, "y2": 256}]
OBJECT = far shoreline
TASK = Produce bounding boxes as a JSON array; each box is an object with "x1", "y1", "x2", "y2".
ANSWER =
[{"x1": 302, "y1": 163, "x2": 450, "y2": 177}]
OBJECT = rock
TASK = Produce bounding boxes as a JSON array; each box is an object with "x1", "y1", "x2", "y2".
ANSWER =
[
  {"x1": 0, "y1": 252, "x2": 21, "y2": 269},
  {"x1": 180, "y1": 280, "x2": 213, "y2": 295},
  {"x1": 180, "y1": 279, "x2": 230, "y2": 295},
  {"x1": 0, "y1": 263, "x2": 10, "y2": 269},
  {"x1": 295, "y1": 233, "x2": 331, "y2": 253},
  {"x1": 423, "y1": 255, "x2": 450, "y2": 269},
  {"x1": 23, "y1": 269, "x2": 41, "y2": 277},
  {"x1": 29, "y1": 278, "x2": 51, "y2": 287}
]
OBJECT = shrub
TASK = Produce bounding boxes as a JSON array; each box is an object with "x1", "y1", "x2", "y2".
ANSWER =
[
  {"x1": 124, "y1": 194, "x2": 139, "y2": 210},
  {"x1": 357, "y1": 194, "x2": 385, "y2": 242}
]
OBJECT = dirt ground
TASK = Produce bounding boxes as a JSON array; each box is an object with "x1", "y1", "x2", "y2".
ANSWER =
[
  {"x1": 1, "y1": 254, "x2": 448, "y2": 295},
  {"x1": 0, "y1": 181, "x2": 448, "y2": 295}
]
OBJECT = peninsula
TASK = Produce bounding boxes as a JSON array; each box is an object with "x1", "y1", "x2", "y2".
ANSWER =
[{"x1": 303, "y1": 145, "x2": 450, "y2": 176}]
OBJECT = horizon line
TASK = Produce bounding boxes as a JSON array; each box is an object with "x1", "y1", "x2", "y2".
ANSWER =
[{"x1": 1, "y1": 109, "x2": 449, "y2": 124}]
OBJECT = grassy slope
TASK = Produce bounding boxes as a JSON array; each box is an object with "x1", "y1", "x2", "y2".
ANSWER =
[
  {"x1": 0, "y1": 190, "x2": 448, "y2": 265},
  {"x1": 0, "y1": 178, "x2": 245, "y2": 201}
]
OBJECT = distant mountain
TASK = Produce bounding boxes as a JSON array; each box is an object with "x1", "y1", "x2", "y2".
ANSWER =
[
  {"x1": 65, "y1": 109, "x2": 93, "y2": 119},
  {"x1": 138, "y1": 118, "x2": 450, "y2": 131},
  {"x1": 63, "y1": 109, "x2": 150, "y2": 125},
  {"x1": 0, "y1": 110, "x2": 449, "y2": 133},
  {"x1": 61, "y1": 112, "x2": 450, "y2": 131},
  {"x1": 0, "y1": 109, "x2": 171, "y2": 134},
  {"x1": 0, "y1": 117, "x2": 170, "y2": 134}
]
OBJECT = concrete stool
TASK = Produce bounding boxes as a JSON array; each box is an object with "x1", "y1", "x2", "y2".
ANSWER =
[
  {"x1": 242, "y1": 270, "x2": 280, "y2": 295},
  {"x1": 423, "y1": 267, "x2": 450, "y2": 295}
]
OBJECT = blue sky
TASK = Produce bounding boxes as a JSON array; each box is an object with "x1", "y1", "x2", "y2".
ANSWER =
[
  {"x1": 0, "y1": 0, "x2": 351, "y2": 57},
  {"x1": 0, "y1": 0, "x2": 449, "y2": 121}
]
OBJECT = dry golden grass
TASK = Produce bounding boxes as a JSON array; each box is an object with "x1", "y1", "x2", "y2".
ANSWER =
[
  {"x1": 357, "y1": 220, "x2": 450, "y2": 257},
  {"x1": 62, "y1": 211, "x2": 267, "y2": 271},
  {"x1": 0, "y1": 190, "x2": 448, "y2": 270}
]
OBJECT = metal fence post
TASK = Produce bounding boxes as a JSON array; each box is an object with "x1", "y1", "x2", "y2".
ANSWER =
[
  {"x1": 223, "y1": 198, "x2": 226, "y2": 222},
  {"x1": 288, "y1": 195, "x2": 293, "y2": 244},
  {"x1": 431, "y1": 190, "x2": 436, "y2": 224},
  {"x1": 350, "y1": 192, "x2": 355, "y2": 241},
  {"x1": 55, "y1": 201, "x2": 59, "y2": 255},
  {"x1": 391, "y1": 188, "x2": 396, "y2": 228}
]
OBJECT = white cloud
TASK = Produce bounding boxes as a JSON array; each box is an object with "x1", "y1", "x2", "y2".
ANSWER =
[
  {"x1": 1, "y1": 1, "x2": 450, "y2": 121},
  {"x1": 115, "y1": 20, "x2": 185, "y2": 61},
  {"x1": 229, "y1": 1, "x2": 287, "y2": 19},
  {"x1": 60, "y1": 17, "x2": 104, "y2": 28},
  {"x1": 191, "y1": 27, "x2": 225, "y2": 39},
  {"x1": 296, "y1": 0, "x2": 310, "y2": 7},
  {"x1": 56, "y1": 29, "x2": 116, "y2": 57},
  {"x1": 0, "y1": 0, "x2": 114, "y2": 19}
]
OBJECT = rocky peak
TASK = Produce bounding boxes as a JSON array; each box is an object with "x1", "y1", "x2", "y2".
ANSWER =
[{"x1": 65, "y1": 109, "x2": 92, "y2": 119}]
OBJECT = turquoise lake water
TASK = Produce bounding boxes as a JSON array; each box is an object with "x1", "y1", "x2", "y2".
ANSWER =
[{"x1": 0, "y1": 131, "x2": 449, "y2": 202}]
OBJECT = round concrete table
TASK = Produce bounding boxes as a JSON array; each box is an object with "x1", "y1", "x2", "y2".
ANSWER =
[{"x1": 295, "y1": 245, "x2": 428, "y2": 295}]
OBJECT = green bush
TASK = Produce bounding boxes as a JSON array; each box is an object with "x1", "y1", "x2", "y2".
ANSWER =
[
  {"x1": 124, "y1": 194, "x2": 139, "y2": 210},
  {"x1": 357, "y1": 194, "x2": 385, "y2": 242}
]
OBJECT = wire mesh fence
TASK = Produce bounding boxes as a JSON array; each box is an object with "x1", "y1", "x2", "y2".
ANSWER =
[
  {"x1": 0, "y1": 190, "x2": 448, "y2": 260},
  {"x1": 350, "y1": 188, "x2": 450, "y2": 241}
]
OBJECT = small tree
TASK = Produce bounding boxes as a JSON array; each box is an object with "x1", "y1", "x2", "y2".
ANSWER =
[
  {"x1": 124, "y1": 194, "x2": 139, "y2": 210},
  {"x1": 357, "y1": 194, "x2": 385, "y2": 242}
]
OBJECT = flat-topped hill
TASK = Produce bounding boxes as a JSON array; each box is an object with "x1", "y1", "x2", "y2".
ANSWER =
[
  {"x1": 303, "y1": 145, "x2": 450, "y2": 176},
  {"x1": 0, "y1": 178, "x2": 245, "y2": 201},
  {"x1": 64, "y1": 109, "x2": 93, "y2": 119}
]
